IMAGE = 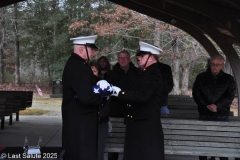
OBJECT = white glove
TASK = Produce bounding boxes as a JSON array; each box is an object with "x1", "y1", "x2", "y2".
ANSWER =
[
  {"x1": 97, "y1": 80, "x2": 110, "y2": 90},
  {"x1": 112, "y1": 86, "x2": 121, "y2": 97}
]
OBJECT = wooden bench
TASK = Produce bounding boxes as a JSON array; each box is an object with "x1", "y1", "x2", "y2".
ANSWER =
[
  {"x1": 105, "y1": 117, "x2": 240, "y2": 159},
  {"x1": 165, "y1": 95, "x2": 234, "y2": 119},
  {"x1": 0, "y1": 91, "x2": 33, "y2": 129}
]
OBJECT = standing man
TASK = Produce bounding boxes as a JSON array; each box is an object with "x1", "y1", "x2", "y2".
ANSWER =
[
  {"x1": 62, "y1": 35, "x2": 101, "y2": 160},
  {"x1": 107, "y1": 50, "x2": 138, "y2": 117},
  {"x1": 108, "y1": 42, "x2": 165, "y2": 160},
  {"x1": 192, "y1": 54, "x2": 236, "y2": 160},
  {"x1": 158, "y1": 61, "x2": 174, "y2": 114}
]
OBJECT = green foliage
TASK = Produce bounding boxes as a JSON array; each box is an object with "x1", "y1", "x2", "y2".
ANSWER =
[
  {"x1": 4, "y1": 69, "x2": 15, "y2": 83},
  {"x1": 0, "y1": 0, "x2": 212, "y2": 91}
]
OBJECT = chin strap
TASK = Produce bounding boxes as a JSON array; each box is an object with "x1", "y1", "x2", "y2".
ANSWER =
[
  {"x1": 84, "y1": 45, "x2": 90, "y2": 63},
  {"x1": 143, "y1": 54, "x2": 151, "y2": 70}
]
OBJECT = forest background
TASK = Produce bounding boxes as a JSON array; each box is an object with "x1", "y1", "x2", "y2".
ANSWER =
[{"x1": 0, "y1": 0, "x2": 240, "y2": 96}]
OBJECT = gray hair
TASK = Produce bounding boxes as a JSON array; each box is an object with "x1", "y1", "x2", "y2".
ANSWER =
[
  {"x1": 210, "y1": 54, "x2": 225, "y2": 64},
  {"x1": 117, "y1": 50, "x2": 130, "y2": 57}
]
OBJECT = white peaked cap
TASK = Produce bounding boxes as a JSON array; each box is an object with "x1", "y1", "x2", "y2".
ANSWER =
[
  {"x1": 70, "y1": 35, "x2": 98, "y2": 45},
  {"x1": 139, "y1": 41, "x2": 162, "y2": 55}
]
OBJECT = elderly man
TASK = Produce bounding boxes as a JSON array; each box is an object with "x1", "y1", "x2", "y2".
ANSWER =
[
  {"x1": 192, "y1": 54, "x2": 236, "y2": 160},
  {"x1": 61, "y1": 35, "x2": 101, "y2": 160}
]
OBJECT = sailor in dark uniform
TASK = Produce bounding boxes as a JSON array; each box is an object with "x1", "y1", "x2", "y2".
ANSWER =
[
  {"x1": 61, "y1": 35, "x2": 101, "y2": 160},
  {"x1": 109, "y1": 42, "x2": 165, "y2": 160}
]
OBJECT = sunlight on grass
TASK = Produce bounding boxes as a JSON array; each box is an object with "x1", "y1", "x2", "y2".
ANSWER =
[
  {"x1": 20, "y1": 109, "x2": 50, "y2": 115},
  {"x1": 230, "y1": 108, "x2": 238, "y2": 116},
  {"x1": 33, "y1": 97, "x2": 62, "y2": 105}
]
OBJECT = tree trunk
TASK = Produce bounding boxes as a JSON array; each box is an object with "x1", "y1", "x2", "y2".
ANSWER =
[
  {"x1": 0, "y1": 48, "x2": 4, "y2": 84},
  {"x1": 154, "y1": 21, "x2": 160, "y2": 48},
  {"x1": 30, "y1": 59, "x2": 35, "y2": 84},
  {"x1": 181, "y1": 67, "x2": 190, "y2": 95},
  {"x1": 172, "y1": 58, "x2": 180, "y2": 95},
  {"x1": 0, "y1": 8, "x2": 5, "y2": 84},
  {"x1": 13, "y1": 4, "x2": 20, "y2": 86}
]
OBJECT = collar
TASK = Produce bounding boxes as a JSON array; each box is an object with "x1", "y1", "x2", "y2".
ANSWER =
[{"x1": 71, "y1": 52, "x2": 88, "y2": 65}]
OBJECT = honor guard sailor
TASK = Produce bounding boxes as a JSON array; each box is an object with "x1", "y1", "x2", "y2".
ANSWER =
[
  {"x1": 99, "y1": 41, "x2": 165, "y2": 160},
  {"x1": 62, "y1": 35, "x2": 101, "y2": 160}
]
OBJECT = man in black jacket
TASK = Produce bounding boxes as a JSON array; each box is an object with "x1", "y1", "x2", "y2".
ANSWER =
[
  {"x1": 107, "y1": 50, "x2": 138, "y2": 117},
  {"x1": 192, "y1": 54, "x2": 236, "y2": 160},
  {"x1": 61, "y1": 35, "x2": 101, "y2": 160}
]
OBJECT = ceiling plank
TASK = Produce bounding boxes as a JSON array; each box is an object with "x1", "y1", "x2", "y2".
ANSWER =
[
  {"x1": 168, "y1": 0, "x2": 240, "y2": 43},
  {"x1": 0, "y1": 0, "x2": 25, "y2": 8}
]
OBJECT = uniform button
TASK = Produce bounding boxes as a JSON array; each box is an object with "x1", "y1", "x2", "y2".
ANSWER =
[
  {"x1": 122, "y1": 92, "x2": 125, "y2": 94},
  {"x1": 126, "y1": 104, "x2": 129, "y2": 107},
  {"x1": 129, "y1": 104, "x2": 131, "y2": 107},
  {"x1": 98, "y1": 112, "x2": 99, "y2": 114},
  {"x1": 130, "y1": 116, "x2": 133, "y2": 118},
  {"x1": 102, "y1": 104, "x2": 104, "y2": 106},
  {"x1": 127, "y1": 115, "x2": 130, "y2": 117}
]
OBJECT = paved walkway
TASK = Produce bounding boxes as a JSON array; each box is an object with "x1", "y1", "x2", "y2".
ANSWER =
[{"x1": 0, "y1": 116, "x2": 62, "y2": 147}]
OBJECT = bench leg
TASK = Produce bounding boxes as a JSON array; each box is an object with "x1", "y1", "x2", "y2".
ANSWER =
[
  {"x1": 9, "y1": 114, "x2": 13, "y2": 125},
  {"x1": 104, "y1": 153, "x2": 108, "y2": 160},
  {"x1": 16, "y1": 112, "x2": 19, "y2": 121},
  {"x1": 1, "y1": 117, "x2": 4, "y2": 129},
  {"x1": 118, "y1": 153, "x2": 123, "y2": 160}
]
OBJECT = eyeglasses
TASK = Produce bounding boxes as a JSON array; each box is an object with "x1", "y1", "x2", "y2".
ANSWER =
[
  {"x1": 118, "y1": 57, "x2": 129, "y2": 60},
  {"x1": 210, "y1": 63, "x2": 223, "y2": 67}
]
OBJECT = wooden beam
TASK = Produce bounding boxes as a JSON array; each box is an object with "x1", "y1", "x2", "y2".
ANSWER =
[
  {"x1": 0, "y1": 0, "x2": 25, "y2": 8},
  {"x1": 170, "y1": 0, "x2": 240, "y2": 43}
]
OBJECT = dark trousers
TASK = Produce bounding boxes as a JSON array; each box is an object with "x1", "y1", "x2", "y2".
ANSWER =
[
  {"x1": 198, "y1": 115, "x2": 229, "y2": 160},
  {"x1": 98, "y1": 122, "x2": 109, "y2": 160}
]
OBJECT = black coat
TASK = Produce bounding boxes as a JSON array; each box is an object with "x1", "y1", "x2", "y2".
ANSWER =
[
  {"x1": 157, "y1": 62, "x2": 174, "y2": 106},
  {"x1": 106, "y1": 62, "x2": 138, "y2": 117},
  {"x1": 192, "y1": 69, "x2": 236, "y2": 117},
  {"x1": 118, "y1": 63, "x2": 165, "y2": 160},
  {"x1": 61, "y1": 53, "x2": 101, "y2": 160}
]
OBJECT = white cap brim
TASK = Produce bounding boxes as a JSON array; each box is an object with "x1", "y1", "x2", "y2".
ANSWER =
[
  {"x1": 70, "y1": 35, "x2": 98, "y2": 45},
  {"x1": 139, "y1": 41, "x2": 162, "y2": 55}
]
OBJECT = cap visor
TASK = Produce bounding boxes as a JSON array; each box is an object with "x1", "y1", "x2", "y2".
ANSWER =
[
  {"x1": 86, "y1": 43, "x2": 98, "y2": 50},
  {"x1": 136, "y1": 50, "x2": 151, "y2": 56}
]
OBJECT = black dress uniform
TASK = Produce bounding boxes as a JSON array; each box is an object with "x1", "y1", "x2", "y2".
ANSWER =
[
  {"x1": 118, "y1": 63, "x2": 164, "y2": 160},
  {"x1": 62, "y1": 53, "x2": 101, "y2": 160}
]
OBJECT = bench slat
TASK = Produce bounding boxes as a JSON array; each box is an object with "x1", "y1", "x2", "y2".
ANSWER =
[
  {"x1": 165, "y1": 140, "x2": 240, "y2": 149},
  {"x1": 104, "y1": 144, "x2": 240, "y2": 157},
  {"x1": 164, "y1": 146, "x2": 240, "y2": 157},
  {"x1": 161, "y1": 119, "x2": 240, "y2": 126},
  {"x1": 164, "y1": 129, "x2": 240, "y2": 138}
]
